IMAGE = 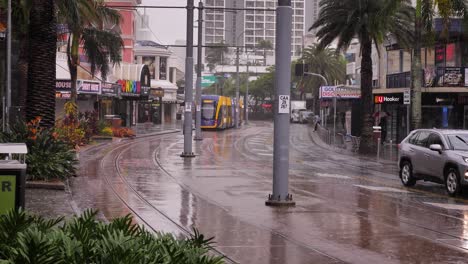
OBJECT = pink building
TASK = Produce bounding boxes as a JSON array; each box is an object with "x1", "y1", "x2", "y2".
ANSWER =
[{"x1": 105, "y1": 0, "x2": 141, "y2": 63}]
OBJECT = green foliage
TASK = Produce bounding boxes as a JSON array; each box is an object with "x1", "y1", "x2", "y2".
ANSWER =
[
  {"x1": 205, "y1": 42, "x2": 230, "y2": 72},
  {"x1": 100, "y1": 127, "x2": 114, "y2": 137},
  {"x1": 0, "y1": 209, "x2": 225, "y2": 264},
  {"x1": 0, "y1": 118, "x2": 77, "y2": 181}
]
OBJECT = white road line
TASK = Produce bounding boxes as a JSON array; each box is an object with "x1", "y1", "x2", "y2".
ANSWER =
[
  {"x1": 354, "y1": 185, "x2": 411, "y2": 193},
  {"x1": 424, "y1": 202, "x2": 468, "y2": 211}
]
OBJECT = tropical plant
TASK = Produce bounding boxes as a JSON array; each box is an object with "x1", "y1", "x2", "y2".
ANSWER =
[
  {"x1": 310, "y1": 0, "x2": 413, "y2": 154},
  {"x1": 205, "y1": 42, "x2": 229, "y2": 72},
  {"x1": 410, "y1": 0, "x2": 467, "y2": 129},
  {"x1": 0, "y1": 209, "x2": 225, "y2": 264},
  {"x1": 100, "y1": 127, "x2": 113, "y2": 137},
  {"x1": 257, "y1": 39, "x2": 273, "y2": 66},
  {"x1": 26, "y1": 0, "x2": 57, "y2": 128},
  {"x1": 298, "y1": 45, "x2": 346, "y2": 112},
  {"x1": 0, "y1": 118, "x2": 77, "y2": 181},
  {"x1": 60, "y1": 0, "x2": 124, "y2": 103}
]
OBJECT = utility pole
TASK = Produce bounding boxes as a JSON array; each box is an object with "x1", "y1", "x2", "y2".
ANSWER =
[
  {"x1": 194, "y1": 1, "x2": 203, "y2": 141},
  {"x1": 181, "y1": 0, "x2": 195, "y2": 158},
  {"x1": 266, "y1": 0, "x2": 295, "y2": 206},
  {"x1": 5, "y1": 0, "x2": 11, "y2": 132},
  {"x1": 235, "y1": 46, "x2": 240, "y2": 129},
  {"x1": 244, "y1": 54, "x2": 249, "y2": 125}
]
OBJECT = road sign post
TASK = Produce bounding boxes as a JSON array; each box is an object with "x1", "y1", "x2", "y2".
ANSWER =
[
  {"x1": 194, "y1": 1, "x2": 203, "y2": 141},
  {"x1": 404, "y1": 89, "x2": 411, "y2": 136}
]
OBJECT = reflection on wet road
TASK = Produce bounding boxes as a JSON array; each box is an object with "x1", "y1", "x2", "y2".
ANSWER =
[{"x1": 77, "y1": 122, "x2": 468, "y2": 263}]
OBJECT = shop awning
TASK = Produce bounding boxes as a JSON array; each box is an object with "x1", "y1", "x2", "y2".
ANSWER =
[{"x1": 151, "y1": 80, "x2": 178, "y2": 90}]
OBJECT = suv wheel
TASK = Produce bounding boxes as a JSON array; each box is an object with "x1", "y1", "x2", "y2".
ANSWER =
[
  {"x1": 400, "y1": 161, "x2": 416, "y2": 187},
  {"x1": 445, "y1": 168, "x2": 461, "y2": 197}
]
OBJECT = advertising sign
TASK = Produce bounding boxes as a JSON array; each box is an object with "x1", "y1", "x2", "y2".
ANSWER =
[
  {"x1": 278, "y1": 95, "x2": 290, "y2": 114},
  {"x1": 77, "y1": 80, "x2": 101, "y2": 95},
  {"x1": 118, "y1": 80, "x2": 141, "y2": 97},
  {"x1": 0, "y1": 175, "x2": 16, "y2": 215},
  {"x1": 320, "y1": 86, "x2": 361, "y2": 99},
  {"x1": 101, "y1": 82, "x2": 120, "y2": 97},
  {"x1": 439, "y1": 67, "x2": 464, "y2": 87},
  {"x1": 374, "y1": 94, "x2": 403, "y2": 105},
  {"x1": 56, "y1": 79, "x2": 72, "y2": 91}
]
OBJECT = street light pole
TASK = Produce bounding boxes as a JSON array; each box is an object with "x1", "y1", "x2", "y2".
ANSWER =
[
  {"x1": 194, "y1": 1, "x2": 203, "y2": 141},
  {"x1": 244, "y1": 50, "x2": 249, "y2": 125},
  {"x1": 266, "y1": 0, "x2": 295, "y2": 207},
  {"x1": 181, "y1": 0, "x2": 195, "y2": 158},
  {"x1": 5, "y1": 0, "x2": 11, "y2": 132},
  {"x1": 235, "y1": 46, "x2": 240, "y2": 129},
  {"x1": 304, "y1": 72, "x2": 329, "y2": 133}
]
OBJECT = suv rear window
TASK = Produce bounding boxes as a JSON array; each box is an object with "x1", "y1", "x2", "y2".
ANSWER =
[
  {"x1": 408, "y1": 132, "x2": 419, "y2": 145},
  {"x1": 414, "y1": 131, "x2": 430, "y2": 147}
]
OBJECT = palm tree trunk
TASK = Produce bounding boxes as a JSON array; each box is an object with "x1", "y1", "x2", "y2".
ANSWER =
[
  {"x1": 26, "y1": 0, "x2": 57, "y2": 128},
  {"x1": 67, "y1": 34, "x2": 79, "y2": 104},
  {"x1": 17, "y1": 37, "x2": 29, "y2": 121},
  {"x1": 411, "y1": 17, "x2": 423, "y2": 130},
  {"x1": 358, "y1": 35, "x2": 376, "y2": 154}
]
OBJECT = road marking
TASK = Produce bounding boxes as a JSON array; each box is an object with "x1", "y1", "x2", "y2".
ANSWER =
[
  {"x1": 354, "y1": 185, "x2": 411, "y2": 193},
  {"x1": 256, "y1": 153, "x2": 273, "y2": 157},
  {"x1": 315, "y1": 173, "x2": 350, "y2": 179},
  {"x1": 424, "y1": 202, "x2": 468, "y2": 211}
]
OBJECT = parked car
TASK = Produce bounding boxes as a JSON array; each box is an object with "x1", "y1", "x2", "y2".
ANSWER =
[
  {"x1": 398, "y1": 129, "x2": 468, "y2": 196},
  {"x1": 299, "y1": 110, "x2": 314, "y2": 124},
  {"x1": 290, "y1": 109, "x2": 305, "y2": 123}
]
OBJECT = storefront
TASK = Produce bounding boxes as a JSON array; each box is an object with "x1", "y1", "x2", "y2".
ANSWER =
[
  {"x1": 55, "y1": 79, "x2": 101, "y2": 118},
  {"x1": 373, "y1": 93, "x2": 408, "y2": 143},
  {"x1": 116, "y1": 79, "x2": 141, "y2": 127},
  {"x1": 421, "y1": 93, "x2": 460, "y2": 129},
  {"x1": 99, "y1": 82, "x2": 120, "y2": 119}
]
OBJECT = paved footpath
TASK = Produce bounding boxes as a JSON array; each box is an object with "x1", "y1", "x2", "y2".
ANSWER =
[{"x1": 28, "y1": 122, "x2": 468, "y2": 263}]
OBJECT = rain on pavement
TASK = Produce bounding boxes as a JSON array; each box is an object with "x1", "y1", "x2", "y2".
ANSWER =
[{"x1": 75, "y1": 122, "x2": 468, "y2": 263}]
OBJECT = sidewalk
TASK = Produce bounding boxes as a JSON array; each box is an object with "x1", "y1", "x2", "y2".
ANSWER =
[
  {"x1": 308, "y1": 124, "x2": 398, "y2": 165},
  {"x1": 25, "y1": 123, "x2": 181, "y2": 219}
]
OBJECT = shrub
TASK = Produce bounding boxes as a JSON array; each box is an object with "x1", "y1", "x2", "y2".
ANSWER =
[
  {"x1": 0, "y1": 209, "x2": 225, "y2": 264},
  {"x1": 100, "y1": 127, "x2": 114, "y2": 137},
  {"x1": 0, "y1": 118, "x2": 77, "y2": 181},
  {"x1": 112, "y1": 127, "x2": 136, "y2": 138}
]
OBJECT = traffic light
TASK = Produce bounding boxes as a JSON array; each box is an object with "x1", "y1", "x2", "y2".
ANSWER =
[{"x1": 295, "y1": 63, "x2": 309, "y2": 77}]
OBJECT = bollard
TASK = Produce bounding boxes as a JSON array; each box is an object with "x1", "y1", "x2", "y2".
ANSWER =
[
  {"x1": 389, "y1": 139, "x2": 393, "y2": 161},
  {"x1": 377, "y1": 138, "x2": 381, "y2": 161}
]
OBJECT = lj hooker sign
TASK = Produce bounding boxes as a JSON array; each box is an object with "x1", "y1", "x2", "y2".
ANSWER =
[{"x1": 374, "y1": 94, "x2": 403, "y2": 105}]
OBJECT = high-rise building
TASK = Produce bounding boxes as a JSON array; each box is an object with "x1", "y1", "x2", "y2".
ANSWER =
[
  {"x1": 306, "y1": 0, "x2": 320, "y2": 35},
  {"x1": 203, "y1": 0, "x2": 305, "y2": 64}
]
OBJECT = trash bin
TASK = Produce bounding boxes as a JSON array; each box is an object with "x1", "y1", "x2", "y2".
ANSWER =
[{"x1": 0, "y1": 144, "x2": 27, "y2": 215}]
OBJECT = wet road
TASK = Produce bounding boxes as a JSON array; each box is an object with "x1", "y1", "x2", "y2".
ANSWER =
[{"x1": 76, "y1": 122, "x2": 468, "y2": 263}]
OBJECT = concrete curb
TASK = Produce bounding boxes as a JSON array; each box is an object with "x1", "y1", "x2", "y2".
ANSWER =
[{"x1": 26, "y1": 181, "x2": 66, "y2": 190}]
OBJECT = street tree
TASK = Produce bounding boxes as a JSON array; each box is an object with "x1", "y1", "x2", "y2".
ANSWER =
[
  {"x1": 310, "y1": 0, "x2": 413, "y2": 154},
  {"x1": 298, "y1": 44, "x2": 346, "y2": 113},
  {"x1": 205, "y1": 42, "x2": 229, "y2": 72},
  {"x1": 410, "y1": 0, "x2": 467, "y2": 129},
  {"x1": 26, "y1": 0, "x2": 57, "y2": 127},
  {"x1": 257, "y1": 39, "x2": 273, "y2": 66},
  {"x1": 60, "y1": 0, "x2": 123, "y2": 104}
]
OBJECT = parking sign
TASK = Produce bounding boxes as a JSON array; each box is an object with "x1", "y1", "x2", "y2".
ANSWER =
[{"x1": 278, "y1": 95, "x2": 290, "y2": 114}]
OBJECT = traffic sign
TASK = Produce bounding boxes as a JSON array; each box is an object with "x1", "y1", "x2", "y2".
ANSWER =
[{"x1": 404, "y1": 89, "x2": 411, "y2": 105}]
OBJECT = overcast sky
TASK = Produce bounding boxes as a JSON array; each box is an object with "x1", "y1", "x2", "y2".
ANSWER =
[{"x1": 140, "y1": 0, "x2": 200, "y2": 45}]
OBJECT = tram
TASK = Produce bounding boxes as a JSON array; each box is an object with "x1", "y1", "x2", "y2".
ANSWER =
[{"x1": 201, "y1": 95, "x2": 243, "y2": 129}]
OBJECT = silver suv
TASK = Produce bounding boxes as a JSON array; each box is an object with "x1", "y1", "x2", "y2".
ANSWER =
[{"x1": 399, "y1": 129, "x2": 468, "y2": 196}]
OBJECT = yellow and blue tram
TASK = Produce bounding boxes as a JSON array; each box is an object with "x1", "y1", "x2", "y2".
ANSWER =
[{"x1": 201, "y1": 95, "x2": 243, "y2": 129}]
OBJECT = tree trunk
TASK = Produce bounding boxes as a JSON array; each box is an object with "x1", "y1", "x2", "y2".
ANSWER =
[
  {"x1": 17, "y1": 37, "x2": 29, "y2": 121},
  {"x1": 358, "y1": 35, "x2": 376, "y2": 155},
  {"x1": 26, "y1": 0, "x2": 56, "y2": 128},
  {"x1": 411, "y1": 17, "x2": 423, "y2": 130},
  {"x1": 67, "y1": 34, "x2": 79, "y2": 104}
]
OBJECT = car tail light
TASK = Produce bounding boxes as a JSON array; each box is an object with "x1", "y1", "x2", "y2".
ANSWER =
[{"x1": 397, "y1": 144, "x2": 401, "y2": 150}]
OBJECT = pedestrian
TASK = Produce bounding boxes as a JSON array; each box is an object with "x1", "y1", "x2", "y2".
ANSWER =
[
  {"x1": 340, "y1": 112, "x2": 346, "y2": 130},
  {"x1": 379, "y1": 117, "x2": 387, "y2": 144},
  {"x1": 313, "y1": 114, "x2": 321, "y2": 131}
]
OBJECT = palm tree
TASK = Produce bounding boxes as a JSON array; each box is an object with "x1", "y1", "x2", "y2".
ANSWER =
[
  {"x1": 26, "y1": 0, "x2": 57, "y2": 127},
  {"x1": 60, "y1": 0, "x2": 123, "y2": 104},
  {"x1": 205, "y1": 42, "x2": 229, "y2": 72},
  {"x1": 410, "y1": 0, "x2": 467, "y2": 129},
  {"x1": 300, "y1": 44, "x2": 346, "y2": 113},
  {"x1": 257, "y1": 39, "x2": 273, "y2": 66},
  {"x1": 310, "y1": 0, "x2": 413, "y2": 154}
]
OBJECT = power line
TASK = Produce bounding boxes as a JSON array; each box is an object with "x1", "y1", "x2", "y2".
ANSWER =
[{"x1": 107, "y1": 5, "x2": 275, "y2": 12}]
